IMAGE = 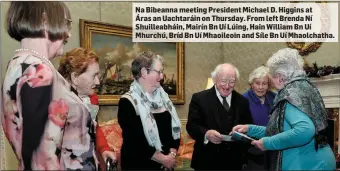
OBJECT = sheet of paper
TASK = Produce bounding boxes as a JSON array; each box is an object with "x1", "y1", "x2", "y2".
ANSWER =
[
  {"x1": 234, "y1": 132, "x2": 256, "y2": 141},
  {"x1": 221, "y1": 134, "x2": 233, "y2": 141},
  {"x1": 231, "y1": 131, "x2": 256, "y2": 143}
]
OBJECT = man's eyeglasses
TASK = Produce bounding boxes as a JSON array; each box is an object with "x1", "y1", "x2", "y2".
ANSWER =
[
  {"x1": 147, "y1": 68, "x2": 164, "y2": 75},
  {"x1": 216, "y1": 75, "x2": 236, "y2": 86}
]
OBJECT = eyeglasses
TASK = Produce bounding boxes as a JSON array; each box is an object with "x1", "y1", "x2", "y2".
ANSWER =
[
  {"x1": 147, "y1": 68, "x2": 164, "y2": 75},
  {"x1": 65, "y1": 18, "x2": 73, "y2": 29},
  {"x1": 216, "y1": 75, "x2": 236, "y2": 86}
]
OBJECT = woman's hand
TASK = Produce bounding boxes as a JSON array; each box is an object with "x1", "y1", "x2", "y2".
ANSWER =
[
  {"x1": 230, "y1": 124, "x2": 249, "y2": 135},
  {"x1": 169, "y1": 148, "x2": 177, "y2": 155},
  {"x1": 101, "y1": 150, "x2": 117, "y2": 163},
  {"x1": 251, "y1": 138, "x2": 265, "y2": 151},
  {"x1": 161, "y1": 154, "x2": 176, "y2": 170}
]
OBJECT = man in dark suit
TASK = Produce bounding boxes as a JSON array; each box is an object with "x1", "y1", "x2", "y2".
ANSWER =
[{"x1": 186, "y1": 63, "x2": 253, "y2": 170}]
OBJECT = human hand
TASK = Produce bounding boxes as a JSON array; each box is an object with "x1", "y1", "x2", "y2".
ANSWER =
[
  {"x1": 169, "y1": 148, "x2": 177, "y2": 158},
  {"x1": 206, "y1": 130, "x2": 222, "y2": 144},
  {"x1": 161, "y1": 154, "x2": 176, "y2": 169},
  {"x1": 101, "y1": 151, "x2": 117, "y2": 163},
  {"x1": 230, "y1": 124, "x2": 249, "y2": 135},
  {"x1": 251, "y1": 138, "x2": 265, "y2": 151}
]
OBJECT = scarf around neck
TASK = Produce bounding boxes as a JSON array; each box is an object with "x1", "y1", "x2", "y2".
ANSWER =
[
  {"x1": 265, "y1": 72, "x2": 329, "y2": 171},
  {"x1": 129, "y1": 80, "x2": 181, "y2": 151}
]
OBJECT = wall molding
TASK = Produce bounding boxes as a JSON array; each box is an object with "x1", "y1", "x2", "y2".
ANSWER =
[
  {"x1": 1, "y1": 128, "x2": 7, "y2": 170},
  {"x1": 310, "y1": 74, "x2": 340, "y2": 153}
]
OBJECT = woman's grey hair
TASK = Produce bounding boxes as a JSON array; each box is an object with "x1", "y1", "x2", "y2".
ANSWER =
[
  {"x1": 131, "y1": 51, "x2": 164, "y2": 80},
  {"x1": 211, "y1": 63, "x2": 240, "y2": 81},
  {"x1": 266, "y1": 48, "x2": 305, "y2": 82},
  {"x1": 248, "y1": 66, "x2": 270, "y2": 84}
]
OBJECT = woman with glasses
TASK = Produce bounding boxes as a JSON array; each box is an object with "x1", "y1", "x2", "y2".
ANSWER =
[
  {"x1": 242, "y1": 66, "x2": 276, "y2": 170},
  {"x1": 117, "y1": 51, "x2": 181, "y2": 170},
  {"x1": 58, "y1": 48, "x2": 117, "y2": 170}
]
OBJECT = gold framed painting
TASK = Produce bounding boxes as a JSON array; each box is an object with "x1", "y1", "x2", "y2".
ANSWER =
[{"x1": 79, "y1": 19, "x2": 185, "y2": 105}]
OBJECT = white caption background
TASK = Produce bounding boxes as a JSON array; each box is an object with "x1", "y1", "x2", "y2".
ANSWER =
[{"x1": 132, "y1": 3, "x2": 338, "y2": 42}]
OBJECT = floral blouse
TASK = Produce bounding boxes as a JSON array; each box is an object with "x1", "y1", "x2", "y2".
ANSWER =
[{"x1": 1, "y1": 55, "x2": 98, "y2": 170}]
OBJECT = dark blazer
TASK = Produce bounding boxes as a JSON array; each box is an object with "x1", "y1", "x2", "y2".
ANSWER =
[{"x1": 186, "y1": 87, "x2": 253, "y2": 170}]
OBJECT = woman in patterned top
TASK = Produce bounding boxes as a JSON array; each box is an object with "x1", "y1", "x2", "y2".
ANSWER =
[
  {"x1": 2, "y1": 2, "x2": 98, "y2": 170},
  {"x1": 58, "y1": 47, "x2": 117, "y2": 170}
]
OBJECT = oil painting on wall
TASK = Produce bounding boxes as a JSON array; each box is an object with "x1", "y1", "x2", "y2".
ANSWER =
[{"x1": 80, "y1": 19, "x2": 184, "y2": 105}]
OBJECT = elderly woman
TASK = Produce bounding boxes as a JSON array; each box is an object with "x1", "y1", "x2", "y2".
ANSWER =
[
  {"x1": 232, "y1": 48, "x2": 336, "y2": 170},
  {"x1": 0, "y1": 2, "x2": 90, "y2": 170},
  {"x1": 118, "y1": 51, "x2": 181, "y2": 170},
  {"x1": 242, "y1": 66, "x2": 275, "y2": 170},
  {"x1": 243, "y1": 66, "x2": 275, "y2": 126},
  {"x1": 58, "y1": 48, "x2": 116, "y2": 169}
]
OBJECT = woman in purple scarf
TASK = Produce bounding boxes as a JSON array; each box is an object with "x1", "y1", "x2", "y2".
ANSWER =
[{"x1": 243, "y1": 66, "x2": 276, "y2": 170}]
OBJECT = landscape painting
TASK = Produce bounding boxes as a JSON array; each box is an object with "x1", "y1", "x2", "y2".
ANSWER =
[{"x1": 80, "y1": 19, "x2": 184, "y2": 105}]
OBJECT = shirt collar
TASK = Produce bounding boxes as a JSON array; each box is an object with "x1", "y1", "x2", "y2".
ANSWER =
[
  {"x1": 248, "y1": 89, "x2": 262, "y2": 104},
  {"x1": 248, "y1": 89, "x2": 273, "y2": 106},
  {"x1": 215, "y1": 85, "x2": 232, "y2": 104}
]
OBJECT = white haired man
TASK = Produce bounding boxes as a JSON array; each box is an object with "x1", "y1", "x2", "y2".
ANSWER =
[{"x1": 186, "y1": 63, "x2": 253, "y2": 170}]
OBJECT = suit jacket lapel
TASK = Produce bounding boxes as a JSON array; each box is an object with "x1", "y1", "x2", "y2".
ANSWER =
[
  {"x1": 208, "y1": 86, "x2": 222, "y2": 130},
  {"x1": 230, "y1": 91, "x2": 240, "y2": 125}
]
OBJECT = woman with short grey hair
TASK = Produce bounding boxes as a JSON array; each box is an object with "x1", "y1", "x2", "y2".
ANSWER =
[
  {"x1": 266, "y1": 48, "x2": 305, "y2": 83},
  {"x1": 244, "y1": 65, "x2": 275, "y2": 126},
  {"x1": 243, "y1": 66, "x2": 276, "y2": 170},
  {"x1": 118, "y1": 51, "x2": 181, "y2": 170},
  {"x1": 232, "y1": 48, "x2": 335, "y2": 170}
]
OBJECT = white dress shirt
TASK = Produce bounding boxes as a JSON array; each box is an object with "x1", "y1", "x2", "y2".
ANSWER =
[
  {"x1": 215, "y1": 85, "x2": 232, "y2": 107},
  {"x1": 204, "y1": 86, "x2": 232, "y2": 144}
]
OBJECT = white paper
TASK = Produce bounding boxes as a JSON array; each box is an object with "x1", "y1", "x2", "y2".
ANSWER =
[{"x1": 221, "y1": 134, "x2": 233, "y2": 142}]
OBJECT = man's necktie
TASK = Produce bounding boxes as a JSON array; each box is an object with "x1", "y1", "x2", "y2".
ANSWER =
[{"x1": 221, "y1": 96, "x2": 230, "y2": 111}]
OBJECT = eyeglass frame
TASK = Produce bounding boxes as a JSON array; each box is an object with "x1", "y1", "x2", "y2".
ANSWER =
[
  {"x1": 215, "y1": 75, "x2": 236, "y2": 86},
  {"x1": 147, "y1": 68, "x2": 164, "y2": 75}
]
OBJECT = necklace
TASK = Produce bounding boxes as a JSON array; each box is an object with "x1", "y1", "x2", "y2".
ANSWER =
[{"x1": 14, "y1": 48, "x2": 53, "y2": 66}]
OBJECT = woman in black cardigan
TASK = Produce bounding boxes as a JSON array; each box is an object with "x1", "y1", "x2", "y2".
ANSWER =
[{"x1": 117, "y1": 51, "x2": 181, "y2": 170}]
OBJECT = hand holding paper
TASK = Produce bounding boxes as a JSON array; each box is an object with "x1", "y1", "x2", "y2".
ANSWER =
[
  {"x1": 221, "y1": 134, "x2": 233, "y2": 142},
  {"x1": 231, "y1": 131, "x2": 256, "y2": 143},
  {"x1": 206, "y1": 130, "x2": 223, "y2": 144},
  {"x1": 230, "y1": 124, "x2": 249, "y2": 134}
]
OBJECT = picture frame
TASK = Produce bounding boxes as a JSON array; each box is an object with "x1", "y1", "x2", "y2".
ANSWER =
[
  {"x1": 79, "y1": 19, "x2": 185, "y2": 105},
  {"x1": 286, "y1": 42, "x2": 322, "y2": 56}
]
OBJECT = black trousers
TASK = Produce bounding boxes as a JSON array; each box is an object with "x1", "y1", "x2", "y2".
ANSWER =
[
  {"x1": 194, "y1": 148, "x2": 244, "y2": 170},
  {"x1": 244, "y1": 146, "x2": 266, "y2": 170}
]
